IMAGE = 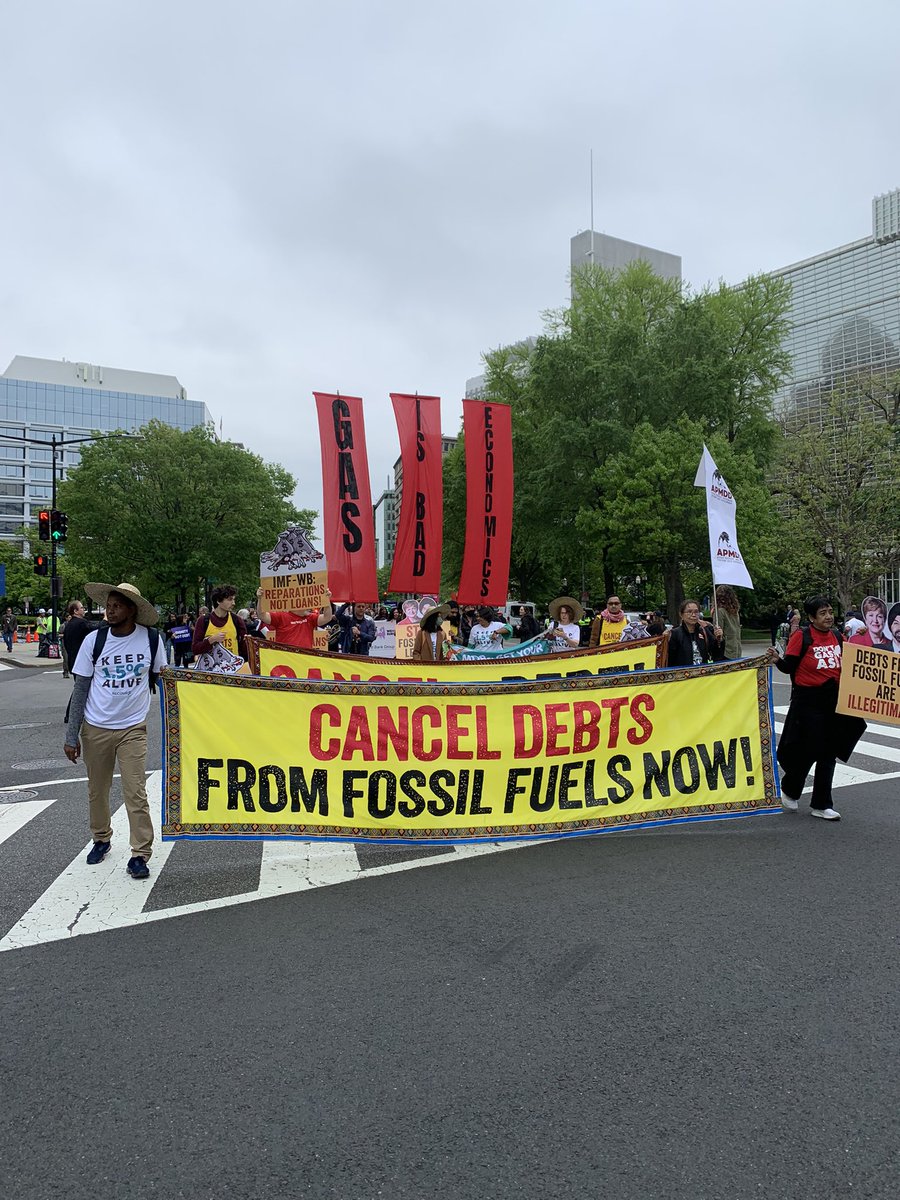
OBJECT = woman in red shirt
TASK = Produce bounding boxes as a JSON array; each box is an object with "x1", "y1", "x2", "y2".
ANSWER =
[{"x1": 774, "y1": 596, "x2": 866, "y2": 821}]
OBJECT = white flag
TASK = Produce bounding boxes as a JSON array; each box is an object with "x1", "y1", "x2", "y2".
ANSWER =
[{"x1": 693, "y1": 445, "x2": 754, "y2": 590}]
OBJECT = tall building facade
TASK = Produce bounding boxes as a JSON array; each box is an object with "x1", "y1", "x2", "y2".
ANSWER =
[
  {"x1": 570, "y1": 229, "x2": 682, "y2": 285},
  {"x1": 0, "y1": 356, "x2": 213, "y2": 545},
  {"x1": 767, "y1": 190, "x2": 900, "y2": 604},
  {"x1": 466, "y1": 231, "x2": 681, "y2": 396},
  {"x1": 769, "y1": 189, "x2": 900, "y2": 424},
  {"x1": 372, "y1": 435, "x2": 458, "y2": 574}
]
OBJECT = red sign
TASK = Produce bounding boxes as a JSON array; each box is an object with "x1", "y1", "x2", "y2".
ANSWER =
[
  {"x1": 389, "y1": 393, "x2": 443, "y2": 594},
  {"x1": 457, "y1": 400, "x2": 513, "y2": 605},
  {"x1": 314, "y1": 392, "x2": 378, "y2": 602}
]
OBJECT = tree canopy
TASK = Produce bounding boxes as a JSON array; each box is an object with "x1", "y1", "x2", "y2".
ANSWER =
[
  {"x1": 444, "y1": 262, "x2": 793, "y2": 615},
  {"x1": 774, "y1": 388, "x2": 900, "y2": 610},
  {"x1": 57, "y1": 421, "x2": 313, "y2": 609}
]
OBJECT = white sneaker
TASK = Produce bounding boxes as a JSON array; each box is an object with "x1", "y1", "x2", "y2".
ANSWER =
[
  {"x1": 810, "y1": 807, "x2": 841, "y2": 821},
  {"x1": 781, "y1": 797, "x2": 799, "y2": 811}
]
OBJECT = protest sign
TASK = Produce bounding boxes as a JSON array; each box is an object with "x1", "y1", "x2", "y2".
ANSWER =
[
  {"x1": 161, "y1": 657, "x2": 779, "y2": 842},
  {"x1": 836, "y1": 641, "x2": 900, "y2": 726},
  {"x1": 371, "y1": 620, "x2": 397, "y2": 659},
  {"x1": 247, "y1": 634, "x2": 666, "y2": 682},
  {"x1": 390, "y1": 393, "x2": 443, "y2": 594},
  {"x1": 457, "y1": 400, "x2": 513, "y2": 605},
  {"x1": 314, "y1": 392, "x2": 378, "y2": 601},
  {"x1": 259, "y1": 527, "x2": 329, "y2": 612},
  {"x1": 694, "y1": 445, "x2": 753, "y2": 590}
]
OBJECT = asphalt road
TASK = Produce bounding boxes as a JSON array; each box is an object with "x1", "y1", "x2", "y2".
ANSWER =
[{"x1": 1, "y1": 661, "x2": 898, "y2": 1199}]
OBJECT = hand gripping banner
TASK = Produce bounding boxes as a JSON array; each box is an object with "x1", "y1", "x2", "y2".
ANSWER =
[
  {"x1": 314, "y1": 392, "x2": 378, "y2": 601},
  {"x1": 246, "y1": 634, "x2": 667, "y2": 682},
  {"x1": 389, "y1": 393, "x2": 443, "y2": 594},
  {"x1": 457, "y1": 400, "x2": 513, "y2": 605},
  {"x1": 161, "y1": 655, "x2": 779, "y2": 844}
]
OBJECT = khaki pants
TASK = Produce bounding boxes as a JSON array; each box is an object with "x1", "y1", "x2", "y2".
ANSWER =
[{"x1": 81, "y1": 721, "x2": 154, "y2": 859}]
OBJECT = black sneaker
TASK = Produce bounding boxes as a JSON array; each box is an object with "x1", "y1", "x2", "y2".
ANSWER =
[
  {"x1": 126, "y1": 856, "x2": 150, "y2": 880},
  {"x1": 86, "y1": 841, "x2": 111, "y2": 865}
]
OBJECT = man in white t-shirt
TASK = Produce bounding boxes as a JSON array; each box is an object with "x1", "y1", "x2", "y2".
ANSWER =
[{"x1": 64, "y1": 582, "x2": 167, "y2": 880}]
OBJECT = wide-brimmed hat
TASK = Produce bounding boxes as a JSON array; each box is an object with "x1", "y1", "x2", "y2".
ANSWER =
[
  {"x1": 549, "y1": 595, "x2": 583, "y2": 622},
  {"x1": 419, "y1": 603, "x2": 450, "y2": 628},
  {"x1": 85, "y1": 582, "x2": 158, "y2": 627}
]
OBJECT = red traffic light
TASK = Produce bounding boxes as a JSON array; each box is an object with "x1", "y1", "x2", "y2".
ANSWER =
[
  {"x1": 38, "y1": 510, "x2": 51, "y2": 541},
  {"x1": 33, "y1": 555, "x2": 49, "y2": 576}
]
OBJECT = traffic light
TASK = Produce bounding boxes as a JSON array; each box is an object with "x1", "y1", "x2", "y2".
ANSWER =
[
  {"x1": 50, "y1": 510, "x2": 68, "y2": 542},
  {"x1": 38, "y1": 510, "x2": 51, "y2": 541},
  {"x1": 33, "y1": 554, "x2": 48, "y2": 576}
]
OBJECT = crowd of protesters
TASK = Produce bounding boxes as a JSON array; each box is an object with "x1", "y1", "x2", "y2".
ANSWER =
[{"x1": 44, "y1": 568, "x2": 897, "y2": 885}]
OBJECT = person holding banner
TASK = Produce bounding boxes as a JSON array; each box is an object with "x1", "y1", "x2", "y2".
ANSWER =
[
  {"x1": 589, "y1": 596, "x2": 628, "y2": 647},
  {"x1": 666, "y1": 600, "x2": 725, "y2": 667},
  {"x1": 412, "y1": 604, "x2": 453, "y2": 662},
  {"x1": 467, "y1": 606, "x2": 511, "y2": 650},
  {"x1": 775, "y1": 596, "x2": 866, "y2": 820},
  {"x1": 257, "y1": 586, "x2": 333, "y2": 649},
  {"x1": 193, "y1": 586, "x2": 249, "y2": 662},
  {"x1": 545, "y1": 597, "x2": 582, "y2": 652}
]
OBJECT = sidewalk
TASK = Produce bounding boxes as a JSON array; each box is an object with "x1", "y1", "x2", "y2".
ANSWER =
[{"x1": 2, "y1": 637, "x2": 65, "y2": 670}]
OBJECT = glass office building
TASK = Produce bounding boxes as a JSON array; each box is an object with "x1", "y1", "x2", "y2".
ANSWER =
[
  {"x1": 768, "y1": 190, "x2": 900, "y2": 602},
  {"x1": 771, "y1": 189, "x2": 900, "y2": 424},
  {"x1": 0, "y1": 356, "x2": 213, "y2": 545}
]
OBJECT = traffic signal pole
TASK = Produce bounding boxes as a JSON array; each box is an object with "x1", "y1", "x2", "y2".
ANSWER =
[
  {"x1": 50, "y1": 432, "x2": 60, "y2": 644},
  {"x1": 0, "y1": 429, "x2": 138, "y2": 637}
]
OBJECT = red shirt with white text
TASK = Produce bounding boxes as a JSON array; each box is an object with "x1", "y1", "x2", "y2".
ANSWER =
[{"x1": 787, "y1": 626, "x2": 842, "y2": 687}]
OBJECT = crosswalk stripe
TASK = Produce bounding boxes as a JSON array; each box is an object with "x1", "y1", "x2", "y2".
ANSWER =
[
  {"x1": 0, "y1": 797, "x2": 57, "y2": 847},
  {"x1": 772, "y1": 721, "x2": 900, "y2": 766},
  {"x1": 2, "y1": 721, "x2": 897, "y2": 954},
  {"x1": 0, "y1": 777, "x2": 175, "y2": 953},
  {"x1": 773, "y1": 705, "x2": 900, "y2": 742}
]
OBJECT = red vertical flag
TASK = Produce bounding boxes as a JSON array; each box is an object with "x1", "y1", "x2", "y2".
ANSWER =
[
  {"x1": 457, "y1": 400, "x2": 513, "y2": 606},
  {"x1": 389, "y1": 393, "x2": 443, "y2": 595},
  {"x1": 314, "y1": 392, "x2": 378, "y2": 602}
]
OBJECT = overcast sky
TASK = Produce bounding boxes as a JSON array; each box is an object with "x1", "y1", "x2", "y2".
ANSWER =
[{"x1": 2, "y1": 1, "x2": 897, "y2": 531}]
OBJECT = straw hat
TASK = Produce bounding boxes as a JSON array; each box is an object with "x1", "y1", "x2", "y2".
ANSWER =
[
  {"x1": 85, "y1": 582, "x2": 159, "y2": 627},
  {"x1": 419, "y1": 603, "x2": 450, "y2": 628},
  {"x1": 548, "y1": 595, "x2": 583, "y2": 622}
]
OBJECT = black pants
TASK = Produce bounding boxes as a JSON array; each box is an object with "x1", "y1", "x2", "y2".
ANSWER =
[
  {"x1": 173, "y1": 643, "x2": 193, "y2": 668},
  {"x1": 781, "y1": 753, "x2": 837, "y2": 809},
  {"x1": 778, "y1": 683, "x2": 839, "y2": 810}
]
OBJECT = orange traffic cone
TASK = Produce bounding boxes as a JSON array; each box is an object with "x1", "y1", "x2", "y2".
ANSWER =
[
  {"x1": 25, "y1": 629, "x2": 33, "y2": 643},
  {"x1": 12, "y1": 629, "x2": 17, "y2": 644}
]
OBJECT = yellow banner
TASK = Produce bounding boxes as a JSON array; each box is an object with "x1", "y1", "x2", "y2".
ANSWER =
[
  {"x1": 247, "y1": 635, "x2": 665, "y2": 682},
  {"x1": 837, "y1": 641, "x2": 900, "y2": 726},
  {"x1": 161, "y1": 656, "x2": 779, "y2": 842}
]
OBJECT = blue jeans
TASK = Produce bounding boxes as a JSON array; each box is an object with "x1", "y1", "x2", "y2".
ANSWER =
[{"x1": 2, "y1": 630, "x2": 12, "y2": 652}]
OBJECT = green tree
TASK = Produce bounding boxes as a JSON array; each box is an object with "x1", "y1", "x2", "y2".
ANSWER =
[
  {"x1": 582, "y1": 420, "x2": 779, "y2": 616},
  {"x1": 775, "y1": 392, "x2": 900, "y2": 610},
  {"x1": 57, "y1": 421, "x2": 313, "y2": 609},
  {"x1": 463, "y1": 262, "x2": 791, "y2": 610}
]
